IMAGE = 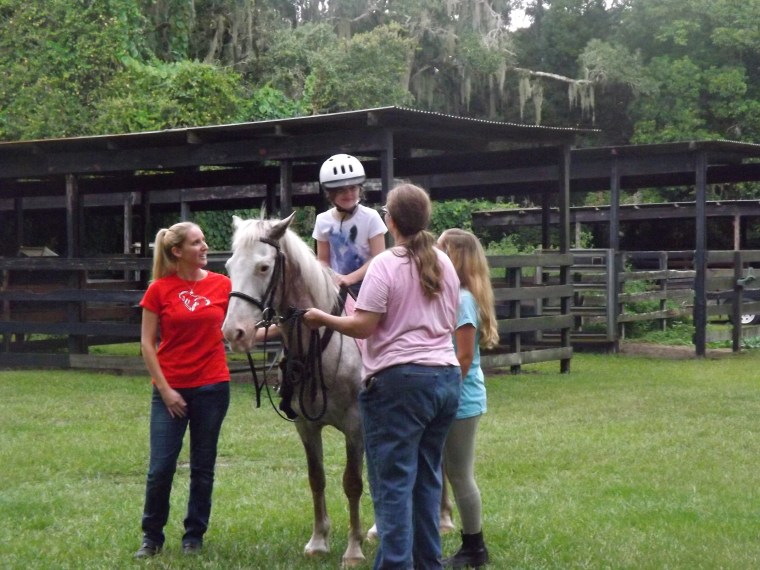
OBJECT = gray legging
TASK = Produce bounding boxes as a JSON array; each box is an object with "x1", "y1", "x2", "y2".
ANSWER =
[{"x1": 442, "y1": 414, "x2": 483, "y2": 534}]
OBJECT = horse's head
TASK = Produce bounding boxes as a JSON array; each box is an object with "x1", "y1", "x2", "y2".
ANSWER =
[{"x1": 222, "y1": 212, "x2": 294, "y2": 352}]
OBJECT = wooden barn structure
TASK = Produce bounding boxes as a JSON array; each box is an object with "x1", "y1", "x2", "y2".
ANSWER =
[
  {"x1": 472, "y1": 141, "x2": 760, "y2": 355},
  {"x1": 0, "y1": 107, "x2": 586, "y2": 372}
]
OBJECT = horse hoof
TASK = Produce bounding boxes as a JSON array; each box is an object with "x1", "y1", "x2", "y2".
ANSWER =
[
  {"x1": 304, "y1": 540, "x2": 330, "y2": 557},
  {"x1": 341, "y1": 555, "x2": 366, "y2": 568},
  {"x1": 304, "y1": 547, "x2": 329, "y2": 558},
  {"x1": 439, "y1": 516, "x2": 455, "y2": 535},
  {"x1": 366, "y1": 523, "x2": 378, "y2": 542}
]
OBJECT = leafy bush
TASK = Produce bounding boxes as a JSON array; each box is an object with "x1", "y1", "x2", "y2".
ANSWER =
[{"x1": 92, "y1": 58, "x2": 244, "y2": 133}]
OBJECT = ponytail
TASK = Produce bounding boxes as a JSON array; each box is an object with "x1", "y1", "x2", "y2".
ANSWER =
[
  {"x1": 386, "y1": 184, "x2": 442, "y2": 299},
  {"x1": 150, "y1": 222, "x2": 199, "y2": 281}
]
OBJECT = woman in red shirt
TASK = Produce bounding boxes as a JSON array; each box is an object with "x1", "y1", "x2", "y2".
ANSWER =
[{"x1": 134, "y1": 222, "x2": 231, "y2": 558}]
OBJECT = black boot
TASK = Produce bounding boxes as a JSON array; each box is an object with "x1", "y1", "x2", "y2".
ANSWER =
[{"x1": 443, "y1": 531, "x2": 489, "y2": 568}]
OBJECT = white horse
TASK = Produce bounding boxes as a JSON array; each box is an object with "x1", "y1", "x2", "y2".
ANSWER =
[{"x1": 221, "y1": 213, "x2": 365, "y2": 567}]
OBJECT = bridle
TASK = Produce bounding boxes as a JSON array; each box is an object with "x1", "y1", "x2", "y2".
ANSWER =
[
  {"x1": 228, "y1": 235, "x2": 344, "y2": 423},
  {"x1": 228, "y1": 236, "x2": 284, "y2": 329}
]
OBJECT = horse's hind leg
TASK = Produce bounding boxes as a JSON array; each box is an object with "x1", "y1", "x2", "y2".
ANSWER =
[
  {"x1": 295, "y1": 422, "x2": 331, "y2": 557},
  {"x1": 341, "y1": 419, "x2": 365, "y2": 567},
  {"x1": 440, "y1": 472, "x2": 455, "y2": 534}
]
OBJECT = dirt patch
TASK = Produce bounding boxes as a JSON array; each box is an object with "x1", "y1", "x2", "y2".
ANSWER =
[{"x1": 618, "y1": 341, "x2": 733, "y2": 360}]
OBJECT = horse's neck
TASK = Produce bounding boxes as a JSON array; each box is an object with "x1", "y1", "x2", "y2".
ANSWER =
[{"x1": 279, "y1": 256, "x2": 336, "y2": 313}]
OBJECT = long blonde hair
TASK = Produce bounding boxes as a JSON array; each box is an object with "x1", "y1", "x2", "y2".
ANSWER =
[
  {"x1": 151, "y1": 222, "x2": 200, "y2": 280},
  {"x1": 386, "y1": 183, "x2": 441, "y2": 299},
  {"x1": 438, "y1": 228, "x2": 499, "y2": 349}
]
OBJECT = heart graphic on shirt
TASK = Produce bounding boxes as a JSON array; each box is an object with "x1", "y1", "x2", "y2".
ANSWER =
[{"x1": 179, "y1": 290, "x2": 211, "y2": 312}]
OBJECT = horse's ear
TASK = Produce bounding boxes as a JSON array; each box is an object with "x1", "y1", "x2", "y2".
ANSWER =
[
  {"x1": 232, "y1": 215, "x2": 243, "y2": 229},
  {"x1": 260, "y1": 202, "x2": 267, "y2": 220},
  {"x1": 268, "y1": 211, "x2": 296, "y2": 241}
]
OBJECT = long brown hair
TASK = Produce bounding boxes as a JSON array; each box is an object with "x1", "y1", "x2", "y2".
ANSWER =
[
  {"x1": 438, "y1": 228, "x2": 499, "y2": 349},
  {"x1": 386, "y1": 183, "x2": 441, "y2": 299},
  {"x1": 151, "y1": 222, "x2": 200, "y2": 280}
]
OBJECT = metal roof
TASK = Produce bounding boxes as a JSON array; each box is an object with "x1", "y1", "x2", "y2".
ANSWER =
[{"x1": 0, "y1": 106, "x2": 588, "y2": 161}]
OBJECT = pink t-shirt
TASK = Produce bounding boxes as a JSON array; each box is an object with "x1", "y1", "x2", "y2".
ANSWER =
[{"x1": 355, "y1": 247, "x2": 460, "y2": 379}]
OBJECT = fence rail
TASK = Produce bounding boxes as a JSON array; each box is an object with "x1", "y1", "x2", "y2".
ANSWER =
[
  {"x1": 3, "y1": 248, "x2": 757, "y2": 371},
  {"x1": 563, "y1": 249, "x2": 760, "y2": 350}
]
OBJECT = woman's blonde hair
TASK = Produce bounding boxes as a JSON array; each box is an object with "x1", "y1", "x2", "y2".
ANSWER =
[
  {"x1": 151, "y1": 222, "x2": 200, "y2": 280},
  {"x1": 438, "y1": 228, "x2": 499, "y2": 349},
  {"x1": 386, "y1": 183, "x2": 441, "y2": 299}
]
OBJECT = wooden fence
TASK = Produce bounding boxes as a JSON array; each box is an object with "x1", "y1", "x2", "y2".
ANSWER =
[
  {"x1": 482, "y1": 252, "x2": 574, "y2": 373},
  {"x1": 563, "y1": 249, "x2": 760, "y2": 350},
  {"x1": 1, "y1": 250, "x2": 577, "y2": 374},
  {"x1": 4, "y1": 248, "x2": 756, "y2": 373}
]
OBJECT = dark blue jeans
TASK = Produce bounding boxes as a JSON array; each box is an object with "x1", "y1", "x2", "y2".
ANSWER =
[
  {"x1": 140, "y1": 382, "x2": 230, "y2": 546},
  {"x1": 359, "y1": 364, "x2": 461, "y2": 570}
]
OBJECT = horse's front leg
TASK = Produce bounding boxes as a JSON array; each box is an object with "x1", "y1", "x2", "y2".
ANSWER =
[
  {"x1": 341, "y1": 416, "x2": 365, "y2": 567},
  {"x1": 295, "y1": 421, "x2": 331, "y2": 557}
]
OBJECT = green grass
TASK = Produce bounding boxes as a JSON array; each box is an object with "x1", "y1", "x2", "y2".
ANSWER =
[{"x1": 2, "y1": 352, "x2": 760, "y2": 568}]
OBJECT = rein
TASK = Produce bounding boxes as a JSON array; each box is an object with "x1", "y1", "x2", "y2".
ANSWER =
[{"x1": 229, "y1": 236, "x2": 348, "y2": 423}]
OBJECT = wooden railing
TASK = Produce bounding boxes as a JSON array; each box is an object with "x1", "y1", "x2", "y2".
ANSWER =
[
  {"x1": 563, "y1": 249, "x2": 760, "y2": 350},
  {"x1": 5, "y1": 248, "x2": 756, "y2": 372},
  {"x1": 483, "y1": 252, "x2": 574, "y2": 373}
]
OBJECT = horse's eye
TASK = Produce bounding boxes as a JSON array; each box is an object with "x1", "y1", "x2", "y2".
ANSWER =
[{"x1": 258, "y1": 264, "x2": 270, "y2": 274}]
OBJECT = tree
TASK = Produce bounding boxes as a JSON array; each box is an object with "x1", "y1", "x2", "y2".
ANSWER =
[
  {"x1": 620, "y1": 0, "x2": 760, "y2": 143},
  {"x1": 92, "y1": 59, "x2": 245, "y2": 133},
  {"x1": 0, "y1": 0, "x2": 148, "y2": 139}
]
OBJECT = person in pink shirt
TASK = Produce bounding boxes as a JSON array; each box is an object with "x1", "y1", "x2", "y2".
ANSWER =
[{"x1": 304, "y1": 183, "x2": 461, "y2": 570}]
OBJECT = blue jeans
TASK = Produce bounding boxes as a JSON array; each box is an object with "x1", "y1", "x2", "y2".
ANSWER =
[
  {"x1": 359, "y1": 364, "x2": 461, "y2": 570},
  {"x1": 140, "y1": 382, "x2": 230, "y2": 546}
]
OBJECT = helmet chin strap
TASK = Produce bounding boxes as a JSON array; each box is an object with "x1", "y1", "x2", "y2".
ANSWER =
[
  {"x1": 335, "y1": 203, "x2": 358, "y2": 215},
  {"x1": 335, "y1": 201, "x2": 359, "y2": 232}
]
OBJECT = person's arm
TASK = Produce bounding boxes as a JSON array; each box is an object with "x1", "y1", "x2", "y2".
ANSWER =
[
  {"x1": 255, "y1": 323, "x2": 281, "y2": 342},
  {"x1": 303, "y1": 307, "x2": 382, "y2": 339},
  {"x1": 140, "y1": 308, "x2": 187, "y2": 418},
  {"x1": 316, "y1": 239, "x2": 331, "y2": 268},
  {"x1": 455, "y1": 323, "x2": 476, "y2": 378},
  {"x1": 337, "y1": 233, "x2": 386, "y2": 288}
]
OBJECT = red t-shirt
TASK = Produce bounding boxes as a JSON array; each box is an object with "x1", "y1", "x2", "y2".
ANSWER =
[{"x1": 140, "y1": 271, "x2": 231, "y2": 388}]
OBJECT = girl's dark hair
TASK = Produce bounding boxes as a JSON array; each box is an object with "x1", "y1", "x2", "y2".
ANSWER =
[{"x1": 386, "y1": 183, "x2": 442, "y2": 299}]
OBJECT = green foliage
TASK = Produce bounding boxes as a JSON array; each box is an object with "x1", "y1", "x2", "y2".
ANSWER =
[
  {"x1": 624, "y1": 319, "x2": 695, "y2": 345},
  {"x1": 428, "y1": 199, "x2": 502, "y2": 237},
  {"x1": 192, "y1": 209, "x2": 258, "y2": 251},
  {"x1": 244, "y1": 84, "x2": 308, "y2": 121},
  {"x1": 257, "y1": 23, "x2": 339, "y2": 101},
  {"x1": 0, "y1": 0, "x2": 148, "y2": 139},
  {"x1": 306, "y1": 23, "x2": 415, "y2": 113},
  {"x1": 191, "y1": 207, "x2": 316, "y2": 251},
  {"x1": 92, "y1": 58, "x2": 244, "y2": 133}
]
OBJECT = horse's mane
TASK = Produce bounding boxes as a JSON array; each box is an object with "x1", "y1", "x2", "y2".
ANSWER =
[{"x1": 232, "y1": 217, "x2": 337, "y2": 311}]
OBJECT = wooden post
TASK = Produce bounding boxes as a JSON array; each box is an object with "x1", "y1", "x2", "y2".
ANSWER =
[
  {"x1": 14, "y1": 197, "x2": 23, "y2": 251},
  {"x1": 733, "y1": 214, "x2": 741, "y2": 251},
  {"x1": 693, "y1": 152, "x2": 707, "y2": 356},
  {"x1": 558, "y1": 145, "x2": 571, "y2": 373},
  {"x1": 65, "y1": 174, "x2": 87, "y2": 355},
  {"x1": 65, "y1": 174, "x2": 80, "y2": 258},
  {"x1": 732, "y1": 250, "x2": 743, "y2": 352},
  {"x1": 380, "y1": 130, "x2": 394, "y2": 248},
  {"x1": 507, "y1": 267, "x2": 522, "y2": 375},
  {"x1": 279, "y1": 160, "x2": 293, "y2": 218},
  {"x1": 609, "y1": 156, "x2": 621, "y2": 252}
]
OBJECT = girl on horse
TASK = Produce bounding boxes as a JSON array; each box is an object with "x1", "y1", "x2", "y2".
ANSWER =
[{"x1": 304, "y1": 183, "x2": 461, "y2": 569}]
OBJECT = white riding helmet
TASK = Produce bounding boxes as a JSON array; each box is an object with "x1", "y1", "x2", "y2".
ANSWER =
[{"x1": 319, "y1": 154, "x2": 366, "y2": 189}]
